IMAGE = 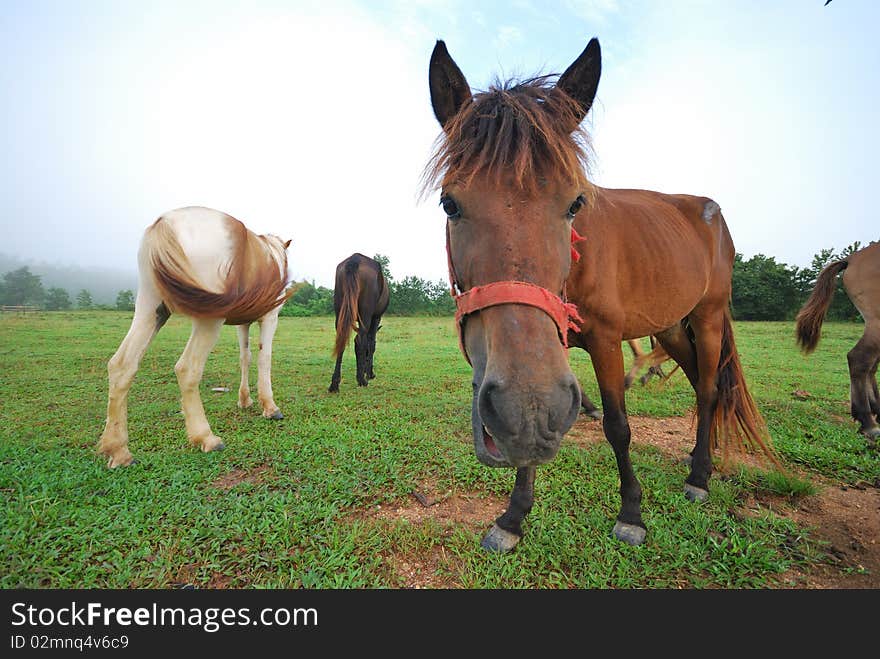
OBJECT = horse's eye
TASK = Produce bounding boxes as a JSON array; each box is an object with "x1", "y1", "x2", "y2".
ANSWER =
[
  {"x1": 567, "y1": 195, "x2": 585, "y2": 221},
  {"x1": 440, "y1": 196, "x2": 461, "y2": 220}
]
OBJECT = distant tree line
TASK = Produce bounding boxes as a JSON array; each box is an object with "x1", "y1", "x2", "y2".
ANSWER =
[
  {"x1": 0, "y1": 266, "x2": 135, "y2": 311},
  {"x1": 730, "y1": 242, "x2": 866, "y2": 321},
  {"x1": 1, "y1": 243, "x2": 872, "y2": 321}
]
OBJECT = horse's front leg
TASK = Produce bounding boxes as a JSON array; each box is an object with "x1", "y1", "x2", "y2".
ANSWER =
[
  {"x1": 237, "y1": 323, "x2": 253, "y2": 409},
  {"x1": 175, "y1": 318, "x2": 225, "y2": 452},
  {"x1": 256, "y1": 310, "x2": 283, "y2": 419},
  {"x1": 587, "y1": 335, "x2": 645, "y2": 545},
  {"x1": 481, "y1": 466, "x2": 536, "y2": 552}
]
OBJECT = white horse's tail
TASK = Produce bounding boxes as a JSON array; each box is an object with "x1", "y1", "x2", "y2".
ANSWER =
[{"x1": 144, "y1": 216, "x2": 291, "y2": 325}]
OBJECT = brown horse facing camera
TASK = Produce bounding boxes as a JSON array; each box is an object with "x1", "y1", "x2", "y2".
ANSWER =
[{"x1": 425, "y1": 38, "x2": 778, "y2": 550}]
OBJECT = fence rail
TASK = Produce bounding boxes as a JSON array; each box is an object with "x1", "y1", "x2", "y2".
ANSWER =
[{"x1": 1, "y1": 305, "x2": 39, "y2": 313}]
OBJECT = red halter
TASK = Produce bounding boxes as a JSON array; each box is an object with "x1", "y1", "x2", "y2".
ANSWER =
[{"x1": 446, "y1": 224, "x2": 586, "y2": 364}]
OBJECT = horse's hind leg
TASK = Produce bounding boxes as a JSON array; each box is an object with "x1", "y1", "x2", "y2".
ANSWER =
[
  {"x1": 847, "y1": 328, "x2": 880, "y2": 440},
  {"x1": 98, "y1": 292, "x2": 169, "y2": 468},
  {"x1": 366, "y1": 315, "x2": 381, "y2": 380},
  {"x1": 255, "y1": 309, "x2": 283, "y2": 419},
  {"x1": 481, "y1": 467, "x2": 536, "y2": 552},
  {"x1": 237, "y1": 323, "x2": 253, "y2": 409},
  {"x1": 175, "y1": 317, "x2": 225, "y2": 452},
  {"x1": 679, "y1": 312, "x2": 724, "y2": 502},
  {"x1": 329, "y1": 351, "x2": 344, "y2": 393},
  {"x1": 354, "y1": 327, "x2": 369, "y2": 387}
]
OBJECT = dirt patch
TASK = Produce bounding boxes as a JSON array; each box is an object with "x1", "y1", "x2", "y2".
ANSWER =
[
  {"x1": 210, "y1": 465, "x2": 273, "y2": 491},
  {"x1": 354, "y1": 481, "x2": 507, "y2": 588},
  {"x1": 569, "y1": 414, "x2": 880, "y2": 589},
  {"x1": 364, "y1": 482, "x2": 507, "y2": 526}
]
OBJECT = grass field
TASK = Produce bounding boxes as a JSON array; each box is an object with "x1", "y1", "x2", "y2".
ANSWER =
[{"x1": 0, "y1": 312, "x2": 876, "y2": 588}]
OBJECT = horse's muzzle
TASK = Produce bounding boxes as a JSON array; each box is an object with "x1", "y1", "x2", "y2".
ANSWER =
[{"x1": 471, "y1": 372, "x2": 581, "y2": 467}]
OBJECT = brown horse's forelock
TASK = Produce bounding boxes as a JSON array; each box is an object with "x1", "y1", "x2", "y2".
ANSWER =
[{"x1": 421, "y1": 76, "x2": 594, "y2": 199}]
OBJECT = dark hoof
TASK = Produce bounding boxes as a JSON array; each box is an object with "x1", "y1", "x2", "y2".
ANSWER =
[
  {"x1": 612, "y1": 521, "x2": 646, "y2": 546},
  {"x1": 130, "y1": 459, "x2": 139, "y2": 466},
  {"x1": 328, "y1": 385, "x2": 339, "y2": 393},
  {"x1": 357, "y1": 381, "x2": 368, "y2": 387},
  {"x1": 211, "y1": 442, "x2": 226, "y2": 452},
  {"x1": 861, "y1": 426, "x2": 880, "y2": 440},
  {"x1": 268, "y1": 410, "x2": 284, "y2": 420},
  {"x1": 684, "y1": 483, "x2": 709, "y2": 502},
  {"x1": 480, "y1": 524, "x2": 520, "y2": 553}
]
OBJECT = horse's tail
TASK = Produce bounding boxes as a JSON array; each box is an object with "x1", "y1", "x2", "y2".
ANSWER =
[
  {"x1": 145, "y1": 217, "x2": 290, "y2": 324},
  {"x1": 333, "y1": 259, "x2": 361, "y2": 358},
  {"x1": 795, "y1": 259, "x2": 849, "y2": 354},
  {"x1": 713, "y1": 307, "x2": 782, "y2": 470}
]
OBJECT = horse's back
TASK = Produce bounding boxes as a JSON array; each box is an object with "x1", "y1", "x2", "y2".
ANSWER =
[
  {"x1": 842, "y1": 241, "x2": 880, "y2": 321},
  {"x1": 572, "y1": 187, "x2": 734, "y2": 337}
]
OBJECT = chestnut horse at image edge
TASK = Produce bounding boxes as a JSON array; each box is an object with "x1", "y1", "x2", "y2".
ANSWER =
[
  {"x1": 328, "y1": 253, "x2": 390, "y2": 392},
  {"x1": 426, "y1": 37, "x2": 779, "y2": 550},
  {"x1": 98, "y1": 206, "x2": 292, "y2": 468},
  {"x1": 796, "y1": 240, "x2": 880, "y2": 441}
]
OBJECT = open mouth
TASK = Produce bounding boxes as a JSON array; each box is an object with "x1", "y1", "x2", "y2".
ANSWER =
[{"x1": 481, "y1": 425, "x2": 505, "y2": 461}]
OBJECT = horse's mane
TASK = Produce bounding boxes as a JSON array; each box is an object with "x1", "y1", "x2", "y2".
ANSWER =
[{"x1": 421, "y1": 76, "x2": 594, "y2": 198}]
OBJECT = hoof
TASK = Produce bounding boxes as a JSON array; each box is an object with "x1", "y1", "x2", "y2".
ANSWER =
[
  {"x1": 480, "y1": 524, "x2": 520, "y2": 553},
  {"x1": 200, "y1": 437, "x2": 225, "y2": 453},
  {"x1": 328, "y1": 385, "x2": 339, "y2": 393},
  {"x1": 583, "y1": 409, "x2": 602, "y2": 421},
  {"x1": 266, "y1": 410, "x2": 284, "y2": 420},
  {"x1": 612, "y1": 521, "x2": 646, "y2": 546},
  {"x1": 103, "y1": 448, "x2": 135, "y2": 469},
  {"x1": 861, "y1": 426, "x2": 880, "y2": 440},
  {"x1": 684, "y1": 483, "x2": 709, "y2": 502}
]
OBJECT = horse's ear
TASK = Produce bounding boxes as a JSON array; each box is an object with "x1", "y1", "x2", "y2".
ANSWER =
[
  {"x1": 283, "y1": 239, "x2": 291, "y2": 249},
  {"x1": 557, "y1": 38, "x2": 601, "y2": 124},
  {"x1": 429, "y1": 40, "x2": 471, "y2": 130}
]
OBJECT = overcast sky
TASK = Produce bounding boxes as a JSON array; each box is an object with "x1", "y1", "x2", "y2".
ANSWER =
[{"x1": 1, "y1": 0, "x2": 876, "y2": 288}]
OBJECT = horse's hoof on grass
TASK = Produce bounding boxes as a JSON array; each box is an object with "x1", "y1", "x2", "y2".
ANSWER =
[
  {"x1": 480, "y1": 524, "x2": 520, "y2": 553},
  {"x1": 861, "y1": 426, "x2": 880, "y2": 440},
  {"x1": 612, "y1": 521, "x2": 646, "y2": 546},
  {"x1": 267, "y1": 410, "x2": 284, "y2": 420},
  {"x1": 583, "y1": 409, "x2": 602, "y2": 421},
  {"x1": 684, "y1": 483, "x2": 709, "y2": 502}
]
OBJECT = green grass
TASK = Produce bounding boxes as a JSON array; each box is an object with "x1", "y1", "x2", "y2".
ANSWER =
[{"x1": 0, "y1": 312, "x2": 874, "y2": 588}]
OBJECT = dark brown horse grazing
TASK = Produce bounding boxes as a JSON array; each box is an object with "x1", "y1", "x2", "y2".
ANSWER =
[
  {"x1": 796, "y1": 241, "x2": 880, "y2": 441},
  {"x1": 328, "y1": 253, "x2": 390, "y2": 392},
  {"x1": 425, "y1": 38, "x2": 777, "y2": 550}
]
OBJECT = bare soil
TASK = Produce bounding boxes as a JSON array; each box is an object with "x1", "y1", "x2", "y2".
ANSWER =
[{"x1": 360, "y1": 415, "x2": 879, "y2": 589}]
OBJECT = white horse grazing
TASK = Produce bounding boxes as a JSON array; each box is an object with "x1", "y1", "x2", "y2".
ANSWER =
[{"x1": 98, "y1": 206, "x2": 292, "y2": 468}]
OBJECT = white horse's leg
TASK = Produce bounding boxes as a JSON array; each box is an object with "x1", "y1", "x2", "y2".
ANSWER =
[
  {"x1": 98, "y1": 287, "x2": 167, "y2": 468},
  {"x1": 174, "y1": 317, "x2": 225, "y2": 452},
  {"x1": 237, "y1": 323, "x2": 253, "y2": 409},
  {"x1": 256, "y1": 308, "x2": 283, "y2": 419}
]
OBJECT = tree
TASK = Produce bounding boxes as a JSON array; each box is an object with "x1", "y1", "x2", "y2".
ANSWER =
[
  {"x1": 731, "y1": 253, "x2": 799, "y2": 320},
  {"x1": 1, "y1": 266, "x2": 45, "y2": 307},
  {"x1": 76, "y1": 289, "x2": 93, "y2": 309},
  {"x1": 45, "y1": 287, "x2": 72, "y2": 310},
  {"x1": 372, "y1": 253, "x2": 393, "y2": 283},
  {"x1": 116, "y1": 289, "x2": 135, "y2": 311}
]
